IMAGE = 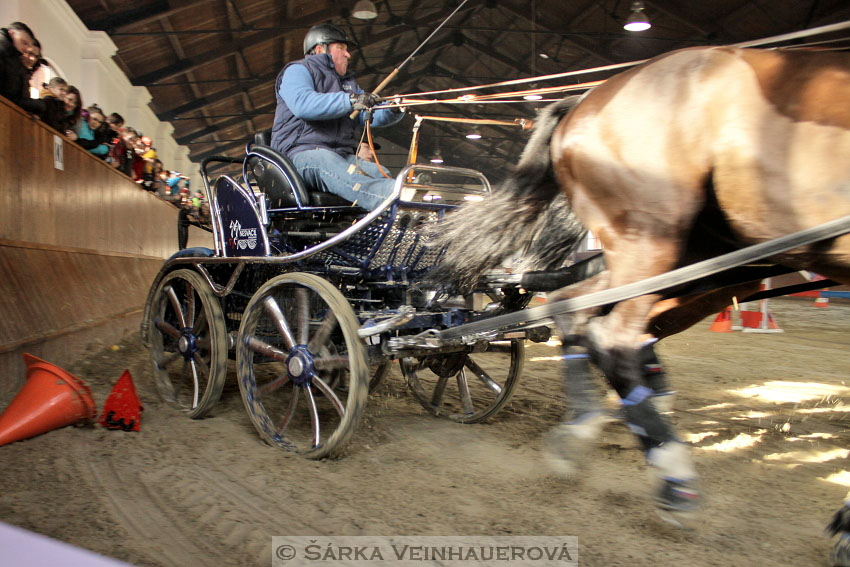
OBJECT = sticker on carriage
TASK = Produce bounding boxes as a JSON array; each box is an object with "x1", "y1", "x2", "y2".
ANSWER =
[{"x1": 229, "y1": 220, "x2": 257, "y2": 251}]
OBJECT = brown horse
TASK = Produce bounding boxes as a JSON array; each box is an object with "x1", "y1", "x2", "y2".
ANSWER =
[{"x1": 430, "y1": 46, "x2": 850, "y2": 524}]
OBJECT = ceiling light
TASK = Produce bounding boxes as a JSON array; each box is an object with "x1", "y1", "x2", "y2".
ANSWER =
[
  {"x1": 352, "y1": 0, "x2": 378, "y2": 20},
  {"x1": 624, "y1": 1, "x2": 651, "y2": 32},
  {"x1": 523, "y1": 94, "x2": 543, "y2": 101},
  {"x1": 430, "y1": 149, "x2": 444, "y2": 164},
  {"x1": 538, "y1": 53, "x2": 549, "y2": 59},
  {"x1": 465, "y1": 127, "x2": 482, "y2": 140}
]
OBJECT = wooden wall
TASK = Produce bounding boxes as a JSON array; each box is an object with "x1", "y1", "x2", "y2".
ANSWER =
[{"x1": 0, "y1": 97, "x2": 212, "y2": 401}]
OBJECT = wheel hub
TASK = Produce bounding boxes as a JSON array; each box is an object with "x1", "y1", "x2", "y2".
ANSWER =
[
  {"x1": 427, "y1": 352, "x2": 467, "y2": 377},
  {"x1": 286, "y1": 345, "x2": 316, "y2": 386},
  {"x1": 178, "y1": 328, "x2": 198, "y2": 359}
]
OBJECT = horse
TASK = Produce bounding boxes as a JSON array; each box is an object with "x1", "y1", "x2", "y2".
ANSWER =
[{"x1": 429, "y1": 45, "x2": 850, "y2": 532}]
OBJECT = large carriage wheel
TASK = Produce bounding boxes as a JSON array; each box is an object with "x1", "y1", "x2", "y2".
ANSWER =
[
  {"x1": 148, "y1": 269, "x2": 228, "y2": 418},
  {"x1": 236, "y1": 273, "x2": 368, "y2": 459},
  {"x1": 402, "y1": 339, "x2": 524, "y2": 423}
]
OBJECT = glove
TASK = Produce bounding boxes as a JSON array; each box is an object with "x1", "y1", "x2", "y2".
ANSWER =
[{"x1": 349, "y1": 92, "x2": 382, "y2": 111}]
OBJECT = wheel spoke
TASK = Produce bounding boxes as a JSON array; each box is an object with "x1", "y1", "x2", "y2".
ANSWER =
[
  {"x1": 431, "y1": 373, "x2": 449, "y2": 407},
  {"x1": 276, "y1": 384, "x2": 299, "y2": 435},
  {"x1": 456, "y1": 369, "x2": 474, "y2": 415},
  {"x1": 165, "y1": 286, "x2": 187, "y2": 328},
  {"x1": 259, "y1": 372, "x2": 291, "y2": 396},
  {"x1": 314, "y1": 354, "x2": 350, "y2": 371},
  {"x1": 296, "y1": 288, "x2": 310, "y2": 346},
  {"x1": 189, "y1": 359, "x2": 201, "y2": 409},
  {"x1": 304, "y1": 386, "x2": 321, "y2": 448},
  {"x1": 192, "y1": 306, "x2": 208, "y2": 335},
  {"x1": 192, "y1": 352, "x2": 210, "y2": 377},
  {"x1": 185, "y1": 281, "x2": 196, "y2": 328},
  {"x1": 311, "y1": 375, "x2": 346, "y2": 418},
  {"x1": 154, "y1": 317, "x2": 181, "y2": 340},
  {"x1": 245, "y1": 336, "x2": 288, "y2": 363},
  {"x1": 307, "y1": 310, "x2": 337, "y2": 352},
  {"x1": 464, "y1": 357, "x2": 502, "y2": 394},
  {"x1": 263, "y1": 295, "x2": 295, "y2": 350}
]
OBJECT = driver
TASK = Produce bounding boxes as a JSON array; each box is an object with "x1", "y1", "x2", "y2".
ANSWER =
[{"x1": 270, "y1": 23, "x2": 404, "y2": 210}]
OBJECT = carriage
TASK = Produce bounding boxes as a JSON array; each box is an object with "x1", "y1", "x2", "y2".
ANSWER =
[{"x1": 139, "y1": 129, "x2": 553, "y2": 459}]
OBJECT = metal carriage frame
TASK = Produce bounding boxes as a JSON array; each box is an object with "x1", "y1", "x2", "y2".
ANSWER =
[{"x1": 140, "y1": 139, "x2": 547, "y2": 459}]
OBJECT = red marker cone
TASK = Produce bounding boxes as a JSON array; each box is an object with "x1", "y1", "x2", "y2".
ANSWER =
[
  {"x1": 98, "y1": 370, "x2": 143, "y2": 432},
  {"x1": 0, "y1": 354, "x2": 96, "y2": 446}
]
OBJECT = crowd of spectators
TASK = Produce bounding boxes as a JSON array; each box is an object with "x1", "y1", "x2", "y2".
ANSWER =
[{"x1": 0, "y1": 21, "x2": 207, "y2": 224}]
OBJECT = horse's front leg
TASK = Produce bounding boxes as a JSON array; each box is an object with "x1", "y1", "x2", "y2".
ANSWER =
[{"x1": 586, "y1": 295, "x2": 701, "y2": 516}]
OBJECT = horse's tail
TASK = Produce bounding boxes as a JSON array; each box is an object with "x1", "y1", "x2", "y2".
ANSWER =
[{"x1": 428, "y1": 95, "x2": 588, "y2": 292}]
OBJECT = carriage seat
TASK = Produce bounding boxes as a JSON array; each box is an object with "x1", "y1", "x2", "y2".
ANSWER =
[{"x1": 247, "y1": 131, "x2": 354, "y2": 209}]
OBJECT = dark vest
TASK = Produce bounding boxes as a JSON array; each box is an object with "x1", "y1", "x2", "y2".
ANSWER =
[{"x1": 270, "y1": 53, "x2": 359, "y2": 158}]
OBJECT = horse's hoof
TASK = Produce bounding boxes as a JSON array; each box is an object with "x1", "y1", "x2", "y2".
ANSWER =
[
  {"x1": 655, "y1": 477, "x2": 701, "y2": 513},
  {"x1": 542, "y1": 411, "x2": 611, "y2": 478},
  {"x1": 830, "y1": 533, "x2": 850, "y2": 567}
]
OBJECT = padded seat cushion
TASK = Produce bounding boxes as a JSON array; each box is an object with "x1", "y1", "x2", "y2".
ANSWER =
[
  {"x1": 308, "y1": 191, "x2": 356, "y2": 207},
  {"x1": 248, "y1": 131, "x2": 358, "y2": 208}
]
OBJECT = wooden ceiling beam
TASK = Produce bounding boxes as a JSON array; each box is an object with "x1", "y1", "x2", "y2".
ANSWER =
[
  {"x1": 130, "y1": 7, "x2": 336, "y2": 86},
  {"x1": 87, "y1": 0, "x2": 210, "y2": 34}
]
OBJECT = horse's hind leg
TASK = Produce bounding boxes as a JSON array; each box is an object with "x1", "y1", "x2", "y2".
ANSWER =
[{"x1": 542, "y1": 272, "x2": 615, "y2": 477}]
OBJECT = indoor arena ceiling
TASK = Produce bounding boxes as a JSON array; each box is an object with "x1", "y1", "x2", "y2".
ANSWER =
[{"x1": 64, "y1": 0, "x2": 850, "y2": 182}]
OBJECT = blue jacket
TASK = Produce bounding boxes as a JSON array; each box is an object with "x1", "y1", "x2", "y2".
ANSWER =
[
  {"x1": 74, "y1": 119, "x2": 110, "y2": 157},
  {"x1": 271, "y1": 53, "x2": 402, "y2": 157}
]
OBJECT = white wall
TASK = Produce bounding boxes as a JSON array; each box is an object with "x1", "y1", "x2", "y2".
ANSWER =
[{"x1": 0, "y1": 0, "x2": 198, "y2": 186}]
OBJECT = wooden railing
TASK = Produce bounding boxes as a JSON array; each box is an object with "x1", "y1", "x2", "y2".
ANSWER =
[{"x1": 0, "y1": 96, "x2": 212, "y2": 399}]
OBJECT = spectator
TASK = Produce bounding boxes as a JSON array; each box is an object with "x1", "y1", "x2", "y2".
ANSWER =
[
  {"x1": 20, "y1": 38, "x2": 41, "y2": 75},
  {"x1": 104, "y1": 113, "x2": 124, "y2": 165},
  {"x1": 68, "y1": 104, "x2": 111, "y2": 158},
  {"x1": 137, "y1": 136, "x2": 158, "y2": 190},
  {"x1": 0, "y1": 22, "x2": 38, "y2": 108},
  {"x1": 39, "y1": 76, "x2": 67, "y2": 99},
  {"x1": 61, "y1": 85, "x2": 82, "y2": 135},
  {"x1": 112, "y1": 126, "x2": 139, "y2": 177}
]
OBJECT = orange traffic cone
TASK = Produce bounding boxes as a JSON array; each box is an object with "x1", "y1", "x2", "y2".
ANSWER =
[
  {"x1": 709, "y1": 307, "x2": 733, "y2": 332},
  {"x1": 98, "y1": 370, "x2": 143, "y2": 432},
  {"x1": 0, "y1": 354, "x2": 96, "y2": 446}
]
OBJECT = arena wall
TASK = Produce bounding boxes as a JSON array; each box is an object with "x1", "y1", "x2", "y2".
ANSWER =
[{"x1": 0, "y1": 97, "x2": 212, "y2": 402}]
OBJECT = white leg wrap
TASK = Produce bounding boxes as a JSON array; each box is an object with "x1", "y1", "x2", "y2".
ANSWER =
[
  {"x1": 647, "y1": 441, "x2": 698, "y2": 481},
  {"x1": 652, "y1": 391, "x2": 676, "y2": 414},
  {"x1": 543, "y1": 411, "x2": 610, "y2": 478}
]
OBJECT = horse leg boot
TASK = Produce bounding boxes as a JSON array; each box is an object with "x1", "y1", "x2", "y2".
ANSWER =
[
  {"x1": 543, "y1": 336, "x2": 611, "y2": 479},
  {"x1": 597, "y1": 343, "x2": 701, "y2": 516},
  {"x1": 639, "y1": 339, "x2": 676, "y2": 414}
]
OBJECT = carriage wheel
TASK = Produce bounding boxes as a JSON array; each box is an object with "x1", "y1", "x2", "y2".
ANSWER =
[
  {"x1": 402, "y1": 339, "x2": 524, "y2": 423},
  {"x1": 236, "y1": 273, "x2": 368, "y2": 459},
  {"x1": 148, "y1": 269, "x2": 228, "y2": 418}
]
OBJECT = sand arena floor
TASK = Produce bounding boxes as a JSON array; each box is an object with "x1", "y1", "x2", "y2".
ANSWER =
[{"x1": 1, "y1": 298, "x2": 849, "y2": 566}]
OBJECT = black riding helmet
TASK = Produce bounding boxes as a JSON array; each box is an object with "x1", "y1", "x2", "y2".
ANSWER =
[{"x1": 303, "y1": 23, "x2": 354, "y2": 55}]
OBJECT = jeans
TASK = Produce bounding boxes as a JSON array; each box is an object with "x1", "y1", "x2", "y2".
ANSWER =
[{"x1": 292, "y1": 148, "x2": 395, "y2": 211}]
